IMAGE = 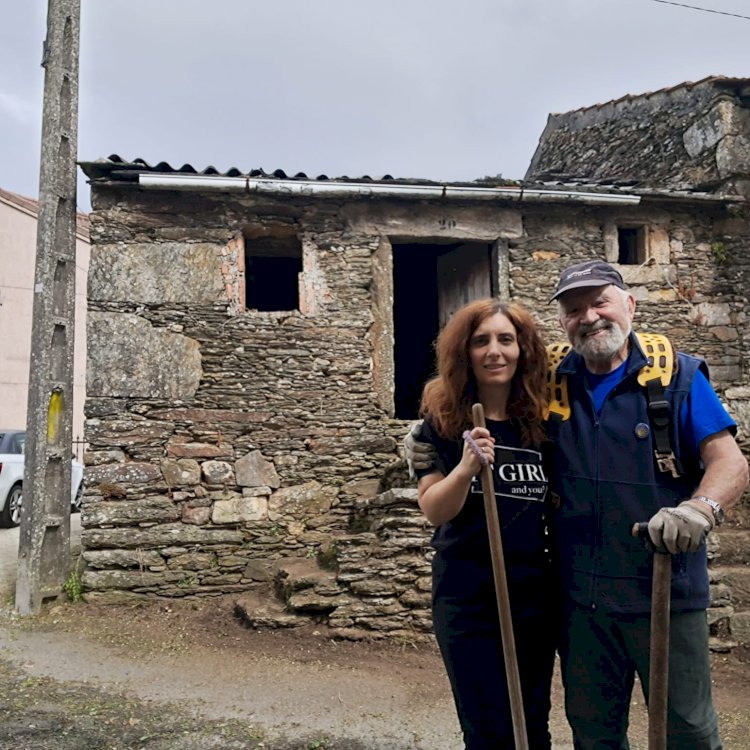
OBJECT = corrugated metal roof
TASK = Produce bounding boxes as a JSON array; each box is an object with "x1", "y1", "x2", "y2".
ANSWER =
[
  {"x1": 78, "y1": 154, "x2": 447, "y2": 186},
  {"x1": 0, "y1": 187, "x2": 90, "y2": 239},
  {"x1": 78, "y1": 155, "x2": 736, "y2": 204}
]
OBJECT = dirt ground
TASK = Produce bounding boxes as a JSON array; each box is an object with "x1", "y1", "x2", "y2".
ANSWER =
[{"x1": 1, "y1": 596, "x2": 749, "y2": 750}]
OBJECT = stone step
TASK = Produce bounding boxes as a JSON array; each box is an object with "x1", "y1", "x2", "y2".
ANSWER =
[
  {"x1": 273, "y1": 556, "x2": 339, "y2": 597},
  {"x1": 233, "y1": 591, "x2": 308, "y2": 630},
  {"x1": 715, "y1": 528, "x2": 750, "y2": 566},
  {"x1": 287, "y1": 589, "x2": 350, "y2": 614},
  {"x1": 729, "y1": 610, "x2": 750, "y2": 645},
  {"x1": 271, "y1": 556, "x2": 350, "y2": 617},
  {"x1": 708, "y1": 636, "x2": 737, "y2": 653},
  {"x1": 711, "y1": 566, "x2": 750, "y2": 608}
]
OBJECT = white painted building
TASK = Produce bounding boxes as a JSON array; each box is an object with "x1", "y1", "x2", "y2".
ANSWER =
[{"x1": 0, "y1": 187, "x2": 90, "y2": 447}]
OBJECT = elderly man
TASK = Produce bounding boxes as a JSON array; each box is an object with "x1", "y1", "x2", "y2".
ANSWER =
[
  {"x1": 546, "y1": 260, "x2": 747, "y2": 750},
  {"x1": 405, "y1": 260, "x2": 749, "y2": 750}
]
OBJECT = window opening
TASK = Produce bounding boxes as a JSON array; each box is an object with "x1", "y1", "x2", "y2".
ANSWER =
[
  {"x1": 245, "y1": 236, "x2": 302, "y2": 312},
  {"x1": 617, "y1": 226, "x2": 645, "y2": 265}
]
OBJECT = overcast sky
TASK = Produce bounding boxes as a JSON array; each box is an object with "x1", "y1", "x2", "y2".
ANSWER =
[{"x1": 1, "y1": 0, "x2": 748, "y2": 212}]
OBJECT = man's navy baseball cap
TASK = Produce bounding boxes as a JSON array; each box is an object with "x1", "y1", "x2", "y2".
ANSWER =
[{"x1": 550, "y1": 260, "x2": 626, "y2": 302}]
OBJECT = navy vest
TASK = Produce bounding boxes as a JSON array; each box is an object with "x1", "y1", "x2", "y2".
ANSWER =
[{"x1": 546, "y1": 332, "x2": 709, "y2": 614}]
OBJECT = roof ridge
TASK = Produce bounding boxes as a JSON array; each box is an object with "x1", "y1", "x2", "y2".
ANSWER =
[{"x1": 551, "y1": 74, "x2": 746, "y2": 117}]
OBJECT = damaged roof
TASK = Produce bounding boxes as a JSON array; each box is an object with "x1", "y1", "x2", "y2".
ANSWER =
[
  {"x1": 551, "y1": 75, "x2": 750, "y2": 117},
  {"x1": 79, "y1": 154, "x2": 514, "y2": 187},
  {"x1": 526, "y1": 75, "x2": 750, "y2": 191},
  {"x1": 78, "y1": 155, "x2": 737, "y2": 205}
]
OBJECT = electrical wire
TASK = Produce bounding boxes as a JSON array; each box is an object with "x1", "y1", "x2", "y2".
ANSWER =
[{"x1": 649, "y1": 0, "x2": 750, "y2": 21}]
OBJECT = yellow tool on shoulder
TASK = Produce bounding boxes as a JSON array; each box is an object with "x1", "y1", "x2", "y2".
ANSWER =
[{"x1": 544, "y1": 333, "x2": 682, "y2": 477}]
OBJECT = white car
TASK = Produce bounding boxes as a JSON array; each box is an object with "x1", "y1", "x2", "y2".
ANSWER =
[{"x1": 0, "y1": 429, "x2": 83, "y2": 528}]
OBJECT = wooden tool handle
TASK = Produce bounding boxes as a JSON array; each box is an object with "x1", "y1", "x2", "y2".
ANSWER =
[
  {"x1": 472, "y1": 403, "x2": 528, "y2": 750},
  {"x1": 631, "y1": 518, "x2": 670, "y2": 750}
]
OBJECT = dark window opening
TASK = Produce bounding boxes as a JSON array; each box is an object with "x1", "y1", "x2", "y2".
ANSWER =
[
  {"x1": 245, "y1": 236, "x2": 302, "y2": 311},
  {"x1": 392, "y1": 241, "x2": 494, "y2": 420},
  {"x1": 617, "y1": 227, "x2": 645, "y2": 265}
]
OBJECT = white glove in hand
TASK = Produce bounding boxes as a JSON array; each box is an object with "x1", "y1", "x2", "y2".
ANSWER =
[
  {"x1": 403, "y1": 420, "x2": 437, "y2": 478},
  {"x1": 647, "y1": 499, "x2": 714, "y2": 554}
]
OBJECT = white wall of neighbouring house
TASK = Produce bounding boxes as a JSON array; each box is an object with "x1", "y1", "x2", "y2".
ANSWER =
[{"x1": 0, "y1": 189, "x2": 89, "y2": 448}]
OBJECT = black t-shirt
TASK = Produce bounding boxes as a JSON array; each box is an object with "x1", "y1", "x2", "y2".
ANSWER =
[{"x1": 415, "y1": 417, "x2": 553, "y2": 618}]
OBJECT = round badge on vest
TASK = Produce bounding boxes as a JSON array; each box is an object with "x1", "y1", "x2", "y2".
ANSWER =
[{"x1": 634, "y1": 423, "x2": 650, "y2": 439}]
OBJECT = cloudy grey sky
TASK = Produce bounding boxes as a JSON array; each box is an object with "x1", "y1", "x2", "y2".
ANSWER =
[{"x1": 1, "y1": 0, "x2": 748, "y2": 211}]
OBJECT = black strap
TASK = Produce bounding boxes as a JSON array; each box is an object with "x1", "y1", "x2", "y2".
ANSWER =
[{"x1": 645, "y1": 378, "x2": 684, "y2": 478}]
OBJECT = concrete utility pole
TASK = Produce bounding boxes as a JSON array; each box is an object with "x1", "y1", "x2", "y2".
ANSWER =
[{"x1": 16, "y1": 0, "x2": 81, "y2": 615}]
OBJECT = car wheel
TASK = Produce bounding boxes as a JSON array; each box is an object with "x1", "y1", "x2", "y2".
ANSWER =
[
  {"x1": 1, "y1": 484, "x2": 23, "y2": 528},
  {"x1": 71, "y1": 485, "x2": 82, "y2": 514}
]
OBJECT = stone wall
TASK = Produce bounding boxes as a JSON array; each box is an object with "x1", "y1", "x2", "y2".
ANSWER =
[
  {"x1": 81, "y1": 184, "x2": 749, "y2": 639},
  {"x1": 513, "y1": 202, "x2": 749, "y2": 386}
]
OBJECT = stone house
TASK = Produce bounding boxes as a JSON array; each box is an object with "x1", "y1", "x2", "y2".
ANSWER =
[{"x1": 78, "y1": 75, "x2": 749, "y2": 643}]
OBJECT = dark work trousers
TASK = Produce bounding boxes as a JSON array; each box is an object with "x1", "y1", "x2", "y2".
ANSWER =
[
  {"x1": 559, "y1": 604, "x2": 722, "y2": 750},
  {"x1": 433, "y1": 596, "x2": 556, "y2": 750}
]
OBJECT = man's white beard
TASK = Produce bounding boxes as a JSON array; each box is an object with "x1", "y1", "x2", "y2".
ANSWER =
[{"x1": 574, "y1": 320, "x2": 629, "y2": 364}]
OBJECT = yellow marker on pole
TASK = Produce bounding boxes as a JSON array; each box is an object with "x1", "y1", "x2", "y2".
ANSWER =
[{"x1": 48, "y1": 390, "x2": 63, "y2": 444}]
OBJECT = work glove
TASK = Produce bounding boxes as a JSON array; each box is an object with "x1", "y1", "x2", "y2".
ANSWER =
[
  {"x1": 403, "y1": 420, "x2": 437, "y2": 478},
  {"x1": 647, "y1": 499, "x2": 714, "y2": 554}
]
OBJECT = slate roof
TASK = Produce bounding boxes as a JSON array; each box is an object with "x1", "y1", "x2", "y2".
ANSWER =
[
  {"x1": 526, "y1": 75, "x2": 750, "y2": 190},
  {"x1": 555, "y1": 75, "x2": 750, "y2": 117}
]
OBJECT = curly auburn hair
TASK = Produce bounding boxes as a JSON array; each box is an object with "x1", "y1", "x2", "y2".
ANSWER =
[{"x1": 419, "y1": 298, "x2": 548, "y2": 446}]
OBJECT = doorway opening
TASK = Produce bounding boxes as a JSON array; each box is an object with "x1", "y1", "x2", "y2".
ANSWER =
[{"x1": 391, "y1": 241, "x2": 496, "y2": 420}]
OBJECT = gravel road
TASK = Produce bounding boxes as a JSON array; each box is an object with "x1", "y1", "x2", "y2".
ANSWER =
[
  {"x1": 4, "y1": 524, "x2": 748, "y2": 750},
  {"x1": 0, "y1": 521, "x2": 579, "y2": 749}
]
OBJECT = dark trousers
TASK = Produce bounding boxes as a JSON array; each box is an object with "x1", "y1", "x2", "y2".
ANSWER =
[
  {"x1": 559, "y1": 604, "x2": 722, "y2": 750},
  {"x1": 433, "y1": 599, "x2": 556, "y2": 750}
]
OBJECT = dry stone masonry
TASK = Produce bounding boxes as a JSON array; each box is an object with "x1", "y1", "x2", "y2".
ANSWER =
[{"x1": 79, "y1": 75, "x2": 750, "y2": 643}]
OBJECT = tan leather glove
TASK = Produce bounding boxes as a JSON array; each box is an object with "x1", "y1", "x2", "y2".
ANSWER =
[
  {"x1": 403, "y1": 420, "x2": 437, "y2": 478},
  {"x1": 647, "y1": 499, "x2": 714, "y2": 554}
]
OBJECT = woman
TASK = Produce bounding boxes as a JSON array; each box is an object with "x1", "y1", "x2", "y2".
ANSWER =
[{"x1": 413, "y1": 298, "x2": 556, "y2": 750}]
